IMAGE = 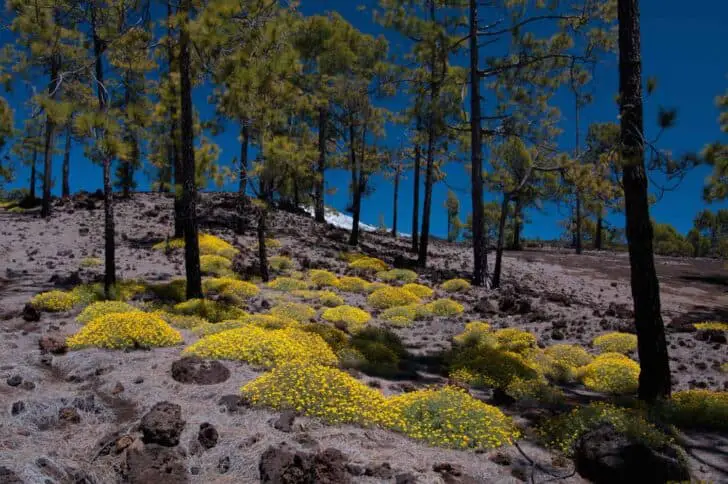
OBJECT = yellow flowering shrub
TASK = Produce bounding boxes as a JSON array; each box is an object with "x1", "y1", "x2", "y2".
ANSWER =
[
  {"x1": 153, "y1": 233, "x2": 238, "y2": 259},
  {"x1": 80, "y1": 257, "x2": 102, "y2": 268},
  {"x1": 318, "y1": 291, "x2": 345, "y2": 307},
  {"x1": 380, "y1": 304, "x2": 420, "y2": 327},
  {"x1": 67, "y1": 312, "x2": 183, "y2": 350},
  {"x1": 322, "y1": 305, "x2": 371, "y2": 333},
  {"x1": 301, "y1": 323, "x2": 349, "y2": 353},
  {"x1": 268, "y1": 277, "x2": 310, "y2": 292},
  {"x1": 664, "y1": 390, "x2": 728, "y2": 431},
  {"x1": 265, "y1": 238, "x2": 281, "y2": 248},
  {"x1": 202, "y1": 277, "x2": 260, "y2": 302},
  {"x1": 307, "y1": 269, "x2": 340, "y2": 288},
  {"x1": 693, "y1": 322, "x2": 728, "y2": 331},
  {"x1": 592, "y1": 332, "x2": 637, "y2": 354},
  {"x1": 172, "y1": 298, "x2": 247, "y2": 323},
  {"x1": 505, "y1": 378, "x2": 565, "y2": 405},
  {"x1": 376, "y1": 269, "x2": 418, "y2": 283},
  {"x1": 578, "y1": 353, "x2": 640, "y2": 394},
  {"x1": 542, "y1": 344, "x2": 594, "y2": 382},
  {"x1": 200, "y1": 254, "x2": 233, "y2": 276},
  {"x1": 349, "y1": 256, "x2": 388, "y2": 273},
  {"x1": 194, "y1": 314, "x2": 298, "y2": 336},
  {"x1": 401, "y1": 283, "x2": 433, "y2": 298},
  {"x1": 421, "y1": 298, "x2": 464, "y2": 317},
  {"x1": 30, "y1": 290, "x2": 77, "y2": 312},
  {"x1": 269, "y1": 255, "x2": 293, "y2": 271},
  {"x1": 193, "y1": 320, "x2": 248, "y2": 336},
  {"x1": 441, "y1": 278, "x2": 471, "y2": 293},
  {"x1": 270, "y1": 302, "x2": 317, "y2": 322},
  {"x1": 449, "y1": 345, "x2": 540, "y2": 389},
  {"x1": 366, "y1": 281, "x2": 388, "y2": 293},
  {"x1": 76, "y1": 301, "x2": 140, "y2": 324},
  {"x1": 387, "y1": 386, "x2": 519, "y2": 449},
  {"x1": 721, "y1": 362, "x2": 728, "y2": 373},
  {"x1": 367, "y1": 286, "x2": 420, "y2": 309},
  {"x1": 146, "y1": 279, "x2": 187, "y2": 302},
  {"x1": 185, "y1": 326, "x2": 336, "y2": 367},
  {"x1": 539, "y1": 402, "x2": 670, "y2": 456},
  {"x1": 151, "y1": 310, "x2": 208, "y2": 329},
  {"x1": 350, "y1": 327, "x2": 407, "y2": 377},
  {"x1": 337, "y1": 276, "x2": 371, "y2": 293},
  {"x1": 241, "y1": 363, "x2": 396, "y2": 427},
  {"x1": 338, "y1": 251, "x2": 366, "y2": 263},
  {"x1": 493, "y1": 328, "x2": 537, "y2": 354},
  {"x1": 453, "y1": 321, "x2": 492, "y2": 346}
]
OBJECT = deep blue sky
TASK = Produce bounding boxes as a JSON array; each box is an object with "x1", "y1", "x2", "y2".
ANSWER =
[{"x1": 2, "y1": 0, "x2": 727, "y2": 240}]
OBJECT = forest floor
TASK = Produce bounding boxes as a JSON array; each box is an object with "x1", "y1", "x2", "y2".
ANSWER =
[{"x1": 0, "y1": 192, "x2": 726, "y2": 484}]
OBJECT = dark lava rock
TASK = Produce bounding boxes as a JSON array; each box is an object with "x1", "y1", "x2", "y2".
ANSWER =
[
  {"x1": 218, "y1": 394, "x2": 248, "y2": 413},
  {"x1": 433, "y1": 463, "x2": 479, "y2": 484},
  {"x1": 49, "y1": 271, "x2": 82, "y2": 288},
  {"x1": 574, "y1": 424, "x2": 689, "y2": 484},
  {"x1": 22, "y1": 304, "x2": 41, "y2": 322},
  {"x1": 695, "y1": 330, "x2": 727, "y2": 344},
  {"x1": 365, "y1": 462, "x2": 394, "y2": 479},
  {"x1": 20, "y1": 381, "x2": 35, "y2": 390},
  {"x1": 140, "y1": 402, "x2": 185, "y2": 447},
  {"x1": 198, "y1": 423, "x2": 219, "y2": 450},
  {"x1": 0, "y1": 466, "x2": 24, "y2": 484},
  {"x1": 38, "y1": 335, "x2": 67, "y2": 355},
  {"x1": 218, "y1": 456, "x2": 231, "y2": 474},
  {"x1": 605, "y1": 302, "x2": 633, "y2": 319},
  {"x1": 171, "y1": 357, "x2": 230, "y2": 385},
  {"x1": 273, "y1": 410, "x2": 296, "y2": 432},
  {"x1": 395, "y1": 473, "x2": 418, "y2": 484},
  {"x1": 259, "y1": 443, "x2": 351, "y2": 484},
  {"x1": 551, "y1": 329, "x2": 565, "y2": 341},
  {"x1": 58, "y1": 407, "x2": 81, "y2": 424},
  {"x1": 126, "y1": 443, "x2": 189, "y2": 484},
  {"x1": 7, "y1": 375, "x2": 22, "y2": 387},
  {"x1": 11, "y1": 401, "x2": 26, "y2": 415},
  {"x1": 489, "y1": 452, "x2": 512, "y2": 466}
]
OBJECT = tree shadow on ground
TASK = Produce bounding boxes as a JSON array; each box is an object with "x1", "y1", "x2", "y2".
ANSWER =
[{"x1": 679, "y1": 274, "x2": 728, "y2": 288}]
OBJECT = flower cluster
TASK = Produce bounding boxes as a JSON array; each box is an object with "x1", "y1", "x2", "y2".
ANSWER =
[
  {"x1": 79, "y1": 257, "x2": 103, "y2": 268},
  {"x1": 241, "y1": 363, "x2": 396, "y2": 427},
  {"x1": 337, "y1": 276, "x2": 372, "y2": 293},
  {"x1": 185, "y1": 326, "x2": 336, "y2": 367},
  {"x1": 367, "y1": 286, "x2": 420, "y2": 309},
  {"x1": 541, "y1": 344, "x2": 594, "y2": 382},
  {"x1": 402, "y1": 283, "x2": 433, "y2": 298},
  {"x1": 76, "y1": 301, "x2": 140, "y2": 324},
  {"x1": 453, "y1": 321, "x2": 492, "y2": 346},
  {"x1": 317, "y1": 291, "x2": 345, "y2": 307},
  {"x1": 193, "y1": 314, "x2": 299, "y2": 336},
  {"x1": 578, "y1": 353, "x2": 640, "y2": 394},
  {"x1": 387, "y1": 386, "x2": 519, "y2": 449},
  {"x1": 449, "y1": 345, "x2": 540, "y2": 389},
  {"x1": 269, "y1": 255, "x2": 293, "y2": 272},
  {"x1": 440, "y1": 278, "x2": 471, "y2": 293},
  {"x1": 376, "y1": 269, "x2": 418, "y2": 283},
  {"x1": 349, "y1": 256, "x2": 389, "y2": 273},
  {"x1": 307, "y1": 269, "x2": 340, "y2": 288},
  {"x1": 592, "y1": 332, "x2": 637, "y2": 354},
  {"x1": 539, "y1": 402, "x2": 670, "y2": 456},
  {"x1": 267, "y1": 276, "x2": 310, "y2": 292},
  {"x1": 322, "y1": 305, "x2": 371, "y2": 333},
  {"x1": 301, "y1": 323, "x2": 349, "y2": 353},
  {"x1": 30, "y1": 290, "x2": 77, "y2": 312},
  {"x1": 265, "y1": 238, "x2": 282, "y2": 248},
  {"x1": 172, "y1": 298, "x2": 247, "y2": 323},
  {"x1": 380, "y1": 304, "x2": 420, "y2": 327},
  {"x1": 421, "y1": 298, "x2": 464, "y2": 317},
  {"x1": 350, "y1": 327, "x2": 406, "y2": 377},
  {"x1": 203, "y1": 277, "x2": 260, "y2": 302},
  {"x1": 665, "y1": 389, "x2": 728, "y2": 431},
  {"x1": 493, "y1": 328, "x2": 537, "y2": 354},
  {"x1": 200, "y1": 254, "x2": 233, "y2": 276},
  {"x1": 67, "y1": 311, "x2": 183, "y2": 350},
  {"x1": 505, "y1": 377, "x2": 565, "y2": 405},
  {"x1": 146, "y1": 279, "x2": 187, "y2": 302},
  {"x1": 153, "y1": 233, "x2": 238, "y2": 259},
  {"x1": 270, "y1": 302, "x2": 317, "y2": 322},
  {"x1": 693, "y1": 321, "x2": 728, "y2": 331},
  {"x1": 151, "y1": 310, "x2": 208, "y2": 329}
]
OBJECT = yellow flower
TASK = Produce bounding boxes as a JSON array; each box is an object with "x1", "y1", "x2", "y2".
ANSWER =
[
  {"x1": 30, "y1": 290, "x2": 78, "y2": 312},
  {"x1": 441, "y1": 278, "x2": 471, "y2": 293},
  {"x1": 592, "y1": 332, "x2": 637, "y2": 354},
  {"x1": 367, "y1": 286, "x2": 420, "y2": 309},
  {"x1": 67, "y1": 311, "x2": 183, "y2": 350}
]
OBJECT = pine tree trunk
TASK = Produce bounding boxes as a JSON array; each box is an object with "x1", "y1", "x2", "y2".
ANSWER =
[
  {"x1": 124, "y1": 135, "x2": 138, "y2": 198},
  {"x1": 512, "y1": 196, "x2": 523, "y2": 250},
  {"x1": 411, "y1": 118, "x2": 421, "y2": 253},
  {"x1": 179, "y1": 0, "x2": 202, "y2": 300},
  {"x1": 168, "y1": 0, "x2": 184, "y2": 239},
  {"x1": 492, "y1": 196, "x2": 509, "y2": 289},
  {"x1": 595, "y1": 213, "x2": 603, "y2": 250},
  {"x1": 392, "y1": 168, "x2": 399, "y2": 238},
  {"x1": 40, "y1": 61, "x2": 59, "y2": 218},
  {"x1": 575, "y1": 193, "x2": 582, "y2": 254},
  {"x1": 30, "y1": 144, "x2": 37, "y2": 200},
  {"x1": 348, "y1": 123, "x2": 361, "y2": 246},
  {"x1": 315, "y1": 106, "x2": 327, "y2": 223},
  {"x1": 258, "y1": 207, "x2": 269, "y2": 282},
  {"x1": 236, "y1": 123, "x2": 249, "y2": 234},
  {"x1": 62, "y1": 125, "x2": 71, "y2": 198},
  {"x1": 469, "y1": 0, "x2": 487, "y2": 286},
  {"x1": 618, "y1": 0, "x2": 671, "y2": 402}
]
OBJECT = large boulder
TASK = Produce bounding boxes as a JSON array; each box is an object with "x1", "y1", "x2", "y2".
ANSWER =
[
  {"x1": 170, "y1": 357, "x2": 230, "y2": 385},
  {"x1": 259, "y1": 443, "x2": 351, "y2": 484},
  {"x1": 140, "y1": 402, "x2": 185, "y2": 447},
  {"x1": 574, "y1": 424, "x2": 690, "y2": 484}
]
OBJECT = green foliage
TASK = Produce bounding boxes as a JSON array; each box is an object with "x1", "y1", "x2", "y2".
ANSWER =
[
  {"x1": 652, "y1": 222, "x2": 693, "y2": 257},
  {"x1": 147, "y1": 279, "x2": 187, "y2": 303},
  {"x1": 350, "y1": 327, "x2": 406, "y2": 377},
  {"x1": 376, "y1": 269, "x2": 418, "y2": 283},
  {"x1": 269, "y1": 302, "x2": 317, "y2": 323},
  {"x1": 578, "y1": 353, "x2": 640, "y2": 394},
  {"x1": 421, "y1": 298, "x2": 464, "y2": 317},
  {"x1": 322, "y1": 305, "x2": 371, "y2": 333},
  {"x1": 30, "y1": 290, "x2": 77, "y2": 312},
  {"x1": 269, "y1": 255, "x2": 293, "y2": 272},
  {"x1": 301, "y1": 323, "x2": 349, "y2": 353},
  {"x1": 337, "y1": 276, "x2": 372, "y2": 293},
  {"x1": 401, "y1": 283, "x2": 433, "y2": 298},
  {"x1": 349, "y1": 256, "x2": 389, "y2": 273},
  {"x1": 662, "y1": 390, "x2": 728, "y2": 431},
  {"x1": 172, "y1": 298, "x2": 247, "y2": 323},
  {"x1": 268, "y1": 277, "x2": 310, "y2": 292},
  {"x1": 448, "y1": 345, "x2": 540, "y2": 390},
  {"x1": 200, "y1": 254, "x2": 233, "y2": 276},
  {"x1": 440, "y1": 278, "x2": 471, "y2": 293},
  {"x1": 307, "y1": 269, "x2": 340, "y2": 288}
]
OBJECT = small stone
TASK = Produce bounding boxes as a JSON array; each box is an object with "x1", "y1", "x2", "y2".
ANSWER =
[
  {"x1": 396, "y1": 473, "x2": 418, "y2": 484},
  {"x1": 489, "y1": 452, "x2": 511, "y2": 466},
  {"x1": 190, "y1": 466, "x2": 200, "y2": 476},
  {"x1": 7, "y1": 375, "x2": 22, "y2": 387},
  {"x1": 198, "y1": 423, "x2": 219, "y2": 450},
  {"x1": 217, "y1": 456, "x2": 231, "y2": 474},
  {"x1": 58, "y1": 407, "x2": 81, "y2": 424},
  {"x1": 273, "y1": 410, "x2": 296, "y2": 432},
  {"x1": 20, "y1": 381, "x2": 35, "y2": 391},
  {"x1": 11, "y1": 401, "x2": 25, "y2": 416},
  {"x1": 111, "y1": 382, "x2": 125, "y2": 395},
  {"x1": 22, "y1": 304, "x2": 41, "y2": 322},
  {"x1": 133, "y1": 377, "x2": 144, "y2": 384}
]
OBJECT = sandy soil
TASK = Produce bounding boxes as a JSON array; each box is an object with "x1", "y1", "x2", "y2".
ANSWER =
[{"x1": 0, "y1": 192, "x2": 726, "y2": 483}]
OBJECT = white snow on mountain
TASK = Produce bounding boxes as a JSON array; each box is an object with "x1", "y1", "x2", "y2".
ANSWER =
[{"x1": 302, "y1": 206, "x2": 410, "y2": 238}]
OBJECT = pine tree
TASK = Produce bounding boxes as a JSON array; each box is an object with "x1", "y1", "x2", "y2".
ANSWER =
[
  {"x1": 703, "y1": 87, "x2": 728, "y2": 201},
  {"x1": 444, "y1": 190, "x2": 461, "y2": 242}
]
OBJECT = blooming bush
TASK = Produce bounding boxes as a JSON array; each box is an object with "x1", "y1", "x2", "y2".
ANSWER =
[
  {"x1": 367, "y1": 286, "x2": 420, "y2": 309},
  {"x1": 67, "y1": 312, "x2": 183, "y2": 350},
  {"x1": 80, "y1": 257, "x2": 102, "y2": 268},
  {"x1": 265, "y1": 238, "x2": 281, "y2": 248},
  {"x1": 349, "y1": 256, "x2": 388, "y2": 273},
  {"x1": 193, "y1": 314, "x2": 298, "y2": 336},
  {"x1": 185, "y1": 326, "x2": 336, "y2": 368},
  {"x1": 380, "y1": 304, "x2": 420, "y2": 327},
  {"x1": 172, "y1": 298, "x2": 247, "y2": 323},
  {"x1": 493, "y1": 328, "x2": 537, "y2": 354},
  {"x1": 307, "y1": 269, "x2": 340, "y2": 288},
  {"x1": 421, "y1": 298, "x2": 464, "y2": 317},
  {"x1": 318, "y1": 291, "x2": 345, "y2": 307},
  {"x1": 241, "y1": 363, "x2": 396, "y2": 427},
  {"x1": 387, "y1": 386, "x2": 519, "y2": 449},
  {"x1": 505, "y1": 378, "x2": 565, "y2": 405},
  {"x1": 30, "y1": 290, "x2": 77, "y2": 312},
  {"x1": 402, "y1": 283, "x2": 433, "y2": 298},
  {"x1": 350, "y1": 327, "x2": 406, "y2": 377},
  {"x1": 202, "y1": 277, "x2": 260, "y2": 302},
  {"x1": 267, "y1": 277, "x2": 310, "y2": 292},
  {"x1": 542, "y1": 344, "x2": 594, "y2": 382},
  {"x1": 453, "y1": 321, "x2": 492, "y2": 346},
  {"x1": 146, "y1": 279, "x2": 187, "y2": 302},
  {"x1": 693, "y1": 321, "x2": 728, "y2": 331},
  {"x1": 664, "y1": 390, "x2": 728, "y2": 431},
  {"x1": 592, "y1": 332, "x2": 637, "y2": 354},
  {"x1": 440, "y1": 278, "x2": 471, "y2": 293},
  {"x1": 301, "y1": 323, "x2": 349, "y2": 353},
  {"x1": 322, "y1": 305, "x2": 371, "y2": 333},
  {"x1": 449, "y1": 345, "x2": 540, "y2": 389},
  {"x1": 76, "y1": 301, "x2": 140, "y2": 324},
  {"x1": 269, "y1": 255, "x2": 293, "y2": 272},
  {"x1": 270, "y1": 302, "x2": 317, "y2": 322},
  {"x1": 539, "y1": 402, "x2": 670, "y2": 456},
  {"x1": 200, "y1": 254, "x2": 233, "y2": 276},
  {"x1": 337, "y1": 276, "x2": 371, "y2": 293},
  {"x1": 153, "y1": 233, "x2": 238, "y2": 259},
  {"x1": 376, "y1": 269, "x2": 418, "y2": 283},
  {"x1": 578, "y1": 353, "x2": 640, "y2": 394},
  {"x1": 151, "y1": 310, "x2": 208, "y2": 329}
]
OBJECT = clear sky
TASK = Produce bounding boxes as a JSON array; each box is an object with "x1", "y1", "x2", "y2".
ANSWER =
[{"x1": 2, "y1": 0, "x2": 727, "y2": 241}]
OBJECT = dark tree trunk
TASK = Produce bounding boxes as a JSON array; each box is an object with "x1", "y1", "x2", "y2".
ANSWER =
[
  {"x1": 179, "y1": 0, "x2": 202, "y2": 300},
  {"x1": 575, "y1": 193, "x2": 582, "y2": 254},
  {"x1": 491, "y1": 196, "x2": 509, "y2": 289},
  {"x1": 124, "y1": 135, "x2": 138, "y2": 198},
  {"x1": 257, "y1": 207, "x2": 269, "y2": 282},
  {"x1": 236, "y1": 123, "x2": 249, "y2": 234},
  {"x1": 92, "y1": 15, "x2": 116, "y2": 298},
  {"x1": 595, "y1": 213, "x2": 603, "y2": 250},
  {"x1": 167, "y1": 0, "x2": 184, "y2": 239},
  {"x1": 392, "y1": 167, "x2": 399, "y2": 238},
  {"x1": 315, "y1": 106, "x2": 327, "y2": 223},
  {"x1": 348, "y1": 123, "x2": 361, "y2": 246},
  {"x1": 30, "y1": 142, "x2": 38, "y2": 200},
  {"x1": 62, "y1": 125, "x2": 71, "y2": 198},
  {"x1": 618, "y1": 0, "x2": 671, "y2": 402},
  {"x1": 469, "y1": 0, "x2": 487, "y2": 286},
  {"x1": 411, "y1": 118, "x2": 421, "y2": 253},
  {"x1": 512, "y1": 196, "x2": 522, "y2": 251},
  {"x1": 41, "y1": 60, "x2": 59, "y2": 218}
]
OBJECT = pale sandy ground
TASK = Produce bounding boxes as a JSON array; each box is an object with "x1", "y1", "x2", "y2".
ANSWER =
[{"x1": 0, "y1": 192, "x2": 726, "y2": 483}]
